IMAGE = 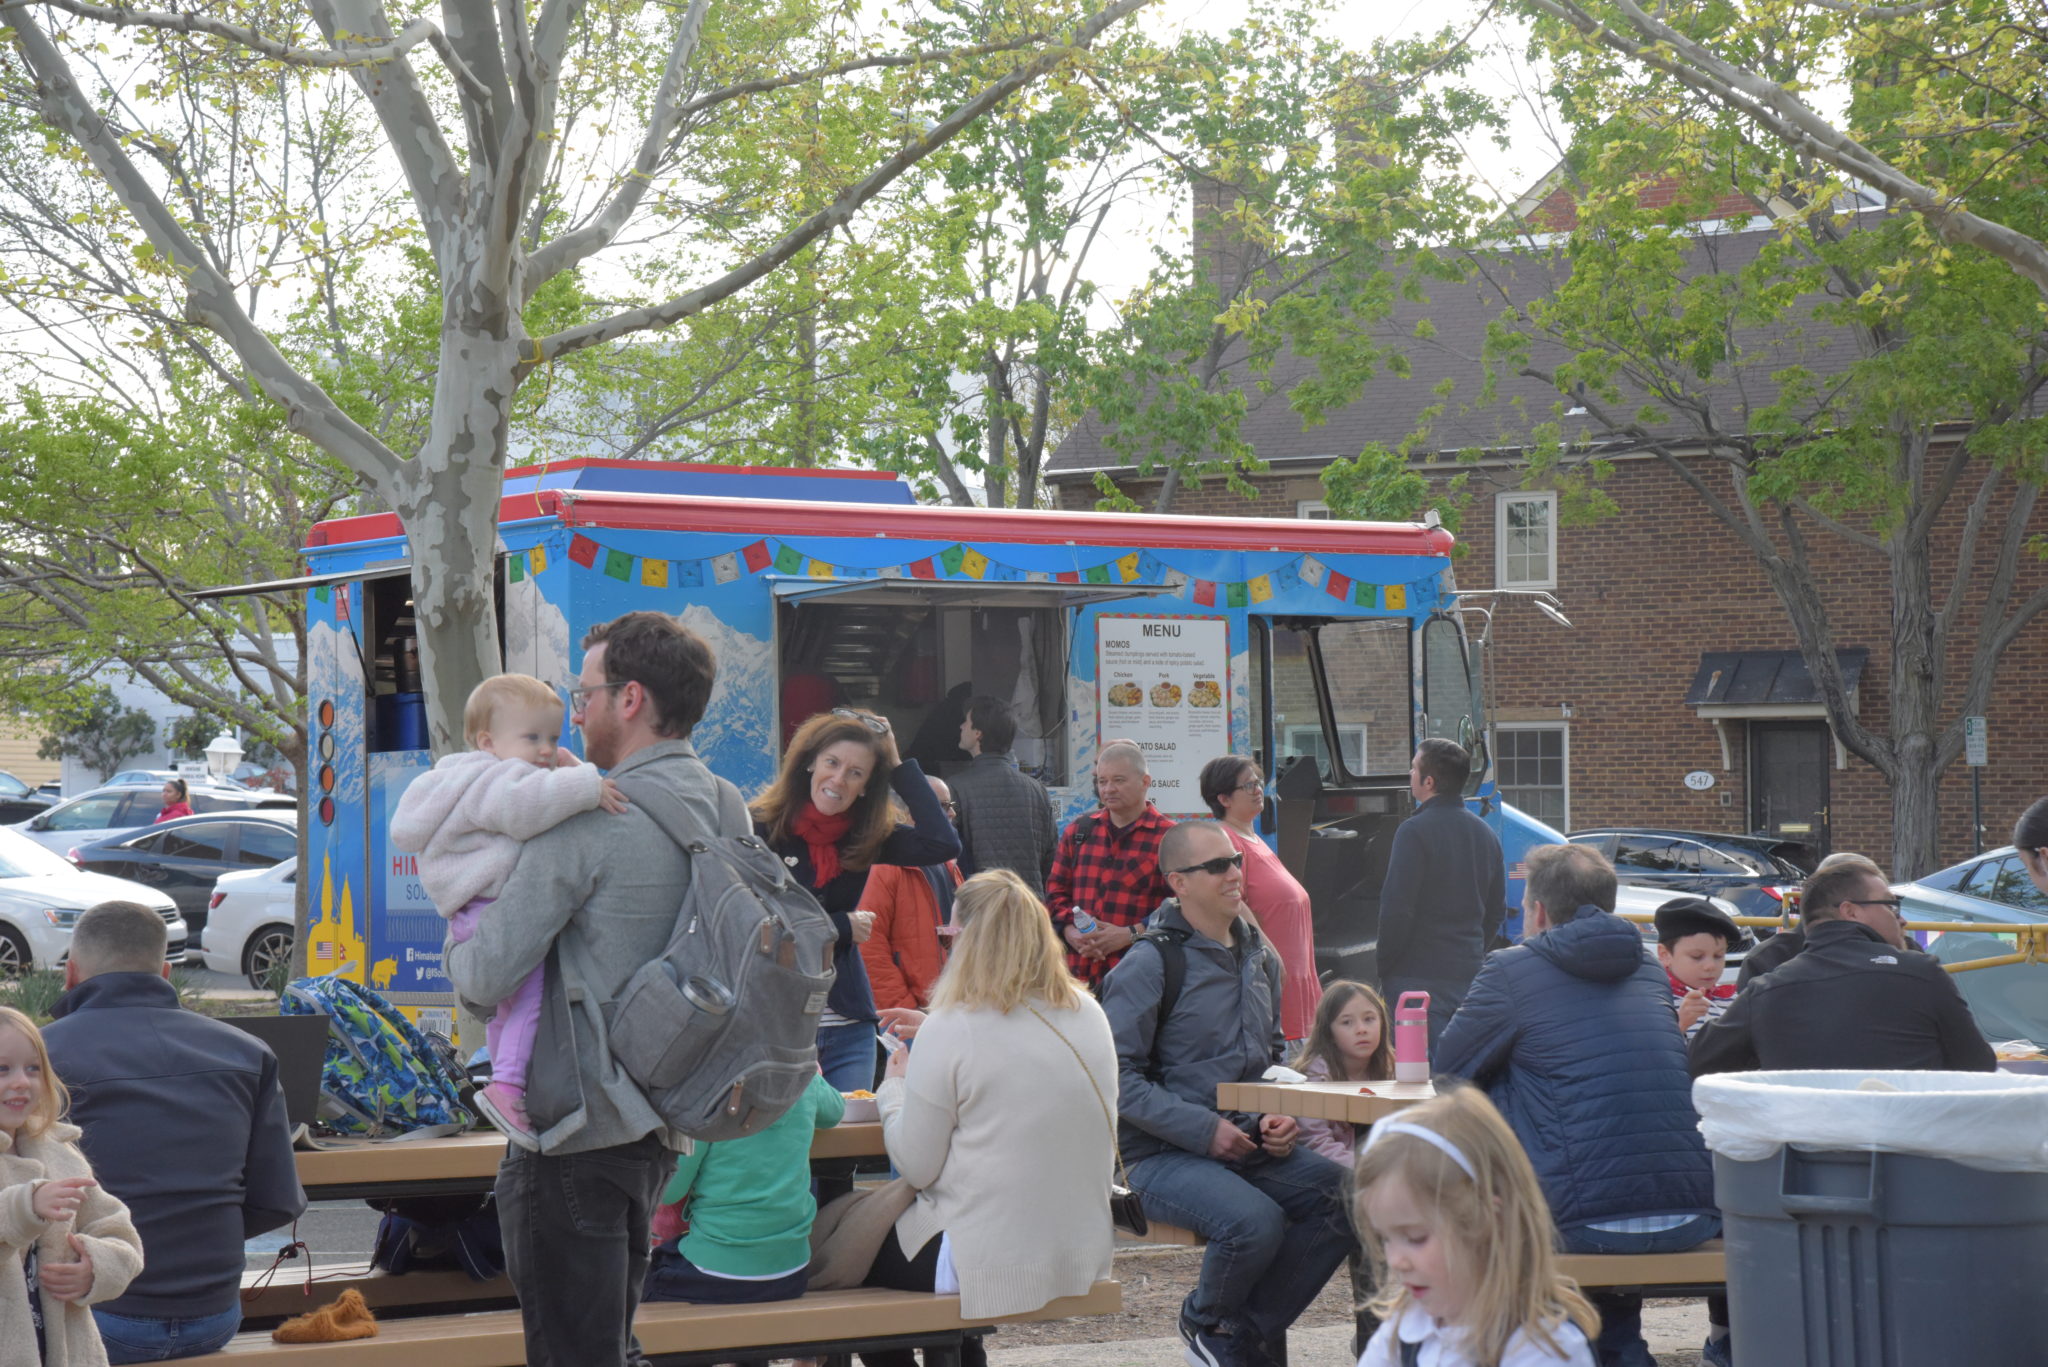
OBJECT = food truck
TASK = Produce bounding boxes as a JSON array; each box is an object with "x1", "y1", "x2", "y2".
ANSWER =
[{"x1": 293, "y1": 460, "x2": 1498, "y2": 1033}]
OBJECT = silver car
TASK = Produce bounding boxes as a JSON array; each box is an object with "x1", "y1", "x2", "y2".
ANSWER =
[
  {"x1": 10, "y1": 782, "x2": 294, "y2": 854},
  {"x1": 1895, "y1": 846, "x2": 2048, "y2": 1045}
]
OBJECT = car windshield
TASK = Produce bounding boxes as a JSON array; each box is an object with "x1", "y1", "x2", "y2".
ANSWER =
[{"x1": 0, "y1": 828, "x2": 79, "y2": 879}]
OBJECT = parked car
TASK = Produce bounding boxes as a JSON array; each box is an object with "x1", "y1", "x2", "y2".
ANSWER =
[
  {"x1": 1567, "y1": 828, "x2": 1809, "y2": 920},
  {"x1": 1884, "y1": 845, "x2": 2048, "y2": 1047},
  {"x1": 200, "y1": 857, "x2": 297, "y2": 989},
  {"x1": 0, "y1": 771, "x2": 55, "y2": 825},
  {"x1": 0, "y1": 827, "x2": 186, "y2": 972},
  {"x1": 68, "y1": 812, "x2": 296, "y2": 940},
  {"x1": 10, "y1": 781, "x2": 294, "y2": 853},
  {"x1": 105, "y1": 769, "x2": 180, "y2": 788}
]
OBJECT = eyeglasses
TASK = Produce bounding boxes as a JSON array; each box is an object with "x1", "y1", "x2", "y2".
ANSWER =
[
  {"x1": 1843, "y1": 897, "x2": 1903, "y2": 912},
  {"x1": 1233, "y1": 779, "x2": 1265, "y2": 794},
  {"x1": 1169, "y1": 852, "x2": 1245, "y2": 877},
  {"x1": 939, "y1": 801, "x2": 958, "y2": 814},
  {"x1": 831, "y1": 707, "x2": 890, "y2": 735},
  {"x1": 568, "y1": 681, "x2": 627, "y2": 709}
]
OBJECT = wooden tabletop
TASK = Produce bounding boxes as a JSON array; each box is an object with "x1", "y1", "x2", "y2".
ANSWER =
[
  {"x1": 1216, "y1": 1079, "x2": 1435, "y2": 1125},
  {"x1": 294, "y1": 1122, "x2": 887, "y2": 1200}
]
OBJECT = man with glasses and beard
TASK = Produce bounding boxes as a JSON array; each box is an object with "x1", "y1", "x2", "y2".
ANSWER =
[
  {"x1": 1692, "y1": 860, "x2": 1995, "y2": 1076},
  {"x1": 1102, "y1": 821, "x2": 1352, "y2": 1367}
]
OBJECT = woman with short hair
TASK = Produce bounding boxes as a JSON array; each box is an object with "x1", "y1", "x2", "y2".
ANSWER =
[{"x1": 1199, "y1": 753, "x2": 1319, "y2": 1042}]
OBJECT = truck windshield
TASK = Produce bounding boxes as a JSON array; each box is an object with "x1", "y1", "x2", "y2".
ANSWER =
[{"x1": 1260, "y1": 618, "x2": 1411, "y2": 786}]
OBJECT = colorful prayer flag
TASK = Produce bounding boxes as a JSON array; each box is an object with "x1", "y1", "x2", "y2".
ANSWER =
[
  {"x1": 941, "y1": 545, "x2": 967, "y2": 575},
  {"x1": 1326, "y1": 571, "x2": 1352, "y2": 601},
  {"x1": 568, "y1": 534, "x2": 598, "y2": 568},
  {"x1": 808, "y1": 559, "x2": 835, "y2": 579},
  {"x1": 910, "y1": 559, "x2": 937, "y2": 580},
  {"x1": 1084, "y1": 563, "x2": 1111, "y2": 585},
  {"x1": 1298, "y1": 556, "x2": 1327, "y2": 589},
  {"x1": 1225, "y1": 581, "x2": 1249, "y2": 608},
  {"x1": 711, "y1": 553, "x2": 741, "y2": 584},
  {"x1": 960, "y1": 548, "x2": 989, "y2": 580},
  {"x1": 315, "y1": 584, "x2": 331, "y2": 603},
  {"x1": 508, "y1": 554, "x2": 525, "y2": 584},
  {"x1": 1354, "y1": 582, "x2": 1378, "y2": 608},
  {"x1": 640, "y1": 558, "x2": 668, "y2": 588},
  {"x1": 1193, "y1": 580, "x2": 1218, "y2": 607},
  {"x1": 1387, "y1": 584, "x2": 1407, "y2": 610},
  {"x1": 528, "y1": 545, "x2": 548, "y2": 574},
  {"x1": 741, "y1": 541, "x2": 772, "y2": 573},
  {"x1": 773, "y1": 544, "x2": 803, "y2": 575},
  {"x1": 604, "y1": 549, "x2": 633, "y2": 581},
  {"x1": 1116, "y1": 552, "x2": 1141, "y2": 583},
  {"x1": 1248, "y1": 575, "x2": 1273, "y2": 604},
  {"x1": 1025, "y1": 570, "x2": 1051, "y2": 583},
  {"x1": 1056, "y1": 570, "x2": 1080, "y2": 584}
]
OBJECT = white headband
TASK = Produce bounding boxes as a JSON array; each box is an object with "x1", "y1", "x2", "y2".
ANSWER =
[{"x1": 1362, "y1": 1119, "x2": 1478, "y2": 1182}]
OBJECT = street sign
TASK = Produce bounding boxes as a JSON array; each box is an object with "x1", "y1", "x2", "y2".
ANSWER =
[{"x1": 1965, "y1": 715, "x2": 1989, "y2": 767}]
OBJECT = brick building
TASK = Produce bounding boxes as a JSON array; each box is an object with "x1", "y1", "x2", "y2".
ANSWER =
[{"x1": 1049, "y1": 198, "x2": 2048, "y2": 875}]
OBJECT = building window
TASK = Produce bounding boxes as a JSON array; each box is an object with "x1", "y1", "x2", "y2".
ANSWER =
[
  {"x1": 1297, "y1": 499, "x2": 1331, "y2": 519},
  {"x1": 1496, "y1": 724, "x2": 1568, "y2": 827},
  {"x1": 1282, "y1": 722, "x2": 1367, "y2": 781},
  {"x1": 1497, "y1": 491, "x2": 1556, "y2": 589}
]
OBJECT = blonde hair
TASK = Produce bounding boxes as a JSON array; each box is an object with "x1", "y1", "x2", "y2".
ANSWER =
[
  {"x1": 463, "y1": 674, "x2": 563, "y2": 747},
  {"x1": 1292, "y1": 980, "x2": 1394, "y2": 1084},
  {"x1": 0, "y1": 1007, "x2": 69, "y2": 1139},
  {"x1": 752, "y1": 711, "x2": 897, "y2": 875},
  {"x1": 1354, "y1": 1085, "x2": 1597, "y2": 1362},
  {"x1": 929, "y1": 870, "x2": 1087, "y2": 1014}
]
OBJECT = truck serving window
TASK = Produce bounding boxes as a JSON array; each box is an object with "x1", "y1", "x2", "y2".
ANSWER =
[{"x1": 1260, "y1": 617, "x2": 1411, "y2": 787}]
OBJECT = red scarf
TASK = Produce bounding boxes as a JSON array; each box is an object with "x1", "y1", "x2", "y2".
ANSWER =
[
  {"x1": 1667, "y1": 970, "x2": 1736, "y2": 1002},
  {"x1": 792, "y1": 803, "x2": 854, "y2": 887}
]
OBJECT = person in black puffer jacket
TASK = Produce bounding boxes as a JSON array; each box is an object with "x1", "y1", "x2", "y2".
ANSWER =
[{"x1": 1438, "y1": 842, "x2": 1718, "y2": 1367}]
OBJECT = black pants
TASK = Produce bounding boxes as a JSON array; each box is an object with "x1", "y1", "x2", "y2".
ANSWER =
[
  {"x1": 859, "y1": 1228, "x2": 987, "y2": 1367},
  {"x1": 497, "y1": 1131, "x2": 676, "y2": 1367}
]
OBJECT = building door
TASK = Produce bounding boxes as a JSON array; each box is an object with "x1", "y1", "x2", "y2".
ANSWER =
[{"x1": 1749, "y1": 720, "x2": 1831, "y2": 854}]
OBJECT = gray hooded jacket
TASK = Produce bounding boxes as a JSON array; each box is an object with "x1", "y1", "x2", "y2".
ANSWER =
[{"x1": 1100, "y1": 899, "x2": 1285, "y2": 1163}]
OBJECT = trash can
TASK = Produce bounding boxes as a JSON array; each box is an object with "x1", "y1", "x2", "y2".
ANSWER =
[{"x1": 1696, "y1": 1070, "x2": 2048, "y2": 1367}]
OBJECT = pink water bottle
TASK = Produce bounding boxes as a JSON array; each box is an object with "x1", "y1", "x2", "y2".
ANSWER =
[{"x1": 1394, "y1": 992, "x2": 1431, "y2": 1083}]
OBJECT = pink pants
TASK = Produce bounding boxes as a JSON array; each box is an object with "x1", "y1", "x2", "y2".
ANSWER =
[{"x1": 450, "y1": 897, "x2": 544, "y2": 1093}]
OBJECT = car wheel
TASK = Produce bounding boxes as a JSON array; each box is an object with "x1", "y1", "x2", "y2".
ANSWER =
[
  {"x1": 0, "y1": 926, "x2": 29, "y2": 976},
  {"x1": 242, "y1": 924, "x2": 295, "y2": 992}
]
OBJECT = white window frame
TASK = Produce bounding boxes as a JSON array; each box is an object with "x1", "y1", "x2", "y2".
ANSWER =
[
  {"x1": 1493, "y1": 722, "x2": 1569, "y2": 829},
  {"x1": 1296, "y1": 499, "x2": 1331, "y2": 519},
  {"x1": 1496, "y1": 491, "x2": 1558, "y2": 590},
  {"x1": 1282, "y1": 722, "x2": 1367, "y2": 776}
]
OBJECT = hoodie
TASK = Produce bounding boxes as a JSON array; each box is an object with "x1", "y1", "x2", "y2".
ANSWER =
[{"x1": 1436, "y1": 906, "x2": 1715, "y2": 1229}]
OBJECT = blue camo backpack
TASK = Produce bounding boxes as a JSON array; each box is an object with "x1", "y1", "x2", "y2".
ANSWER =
[{"x1": 281, "y1": 974, "x2": 476, "y2": 1138}]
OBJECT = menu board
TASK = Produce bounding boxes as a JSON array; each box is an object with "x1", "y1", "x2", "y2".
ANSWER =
[{"x1": 1097, "y1": 614, "x2": 1229, "y2": 816}]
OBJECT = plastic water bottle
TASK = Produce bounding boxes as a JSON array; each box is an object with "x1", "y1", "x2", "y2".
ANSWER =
[
  {"x1": 1070, "y1": 907, "x2": 1099, "y2": 934},
  {"x1": 1394, "y1": 991, "x2": 1431, "y2": 1083}
]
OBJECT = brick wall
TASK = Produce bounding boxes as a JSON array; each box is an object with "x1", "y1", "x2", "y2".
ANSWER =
[{"x1": 1055, "y1": 457, "x2": 2048, "y2": 872}]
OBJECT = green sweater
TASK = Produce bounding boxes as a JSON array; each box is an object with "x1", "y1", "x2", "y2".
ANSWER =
[{"x1": 658, "y1": 1072, "x2": 847, "y2": 1278}]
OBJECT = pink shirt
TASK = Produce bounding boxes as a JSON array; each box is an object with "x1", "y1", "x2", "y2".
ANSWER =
[{"x1": 1224, "y1": 826, "x2": 1320, "y2": 1040}]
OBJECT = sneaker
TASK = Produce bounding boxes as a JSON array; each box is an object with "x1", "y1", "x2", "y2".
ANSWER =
[
  {"x1": 1178, "y1": 1304, "x2": 1268, "y2": 1367},
  {"x1": 1701, "y1": 1331, "x2": 1734, "y2": 1367},
  {"x1": 476, "y1": 1081, "x2": 538, "y2": 1149}
]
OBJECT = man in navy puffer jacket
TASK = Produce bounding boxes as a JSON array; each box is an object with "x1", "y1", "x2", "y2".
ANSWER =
[{"x1": 1437, "y1": 842, "x2": 1719, "y2": 1367}]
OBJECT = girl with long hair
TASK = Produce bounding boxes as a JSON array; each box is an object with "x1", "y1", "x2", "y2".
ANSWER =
[
  {"x1": 1291, "y1": 981, "x2": 1396, "y2": 1165},
  {"x1": 1353, "y1": 1085, "x2": 1598, "y2": 1367},
  {"x1": 753, "y1": 709, "x2": 958, "y2": 1090}
]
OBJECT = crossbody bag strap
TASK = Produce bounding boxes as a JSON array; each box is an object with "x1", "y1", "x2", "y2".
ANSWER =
[{"x1": 1027, "y1": 1005, "x2": 1132, "y2": 1190}]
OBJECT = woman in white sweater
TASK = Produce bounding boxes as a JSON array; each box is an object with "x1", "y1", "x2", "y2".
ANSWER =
[{"x1": 869, "y1": 869, "x2": 1116, "y2": 1365}]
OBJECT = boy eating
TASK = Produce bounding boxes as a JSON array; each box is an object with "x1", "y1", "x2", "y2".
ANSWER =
[{"x1": 1654, "y1": 896, "x2": 1745, "y2": 1038}]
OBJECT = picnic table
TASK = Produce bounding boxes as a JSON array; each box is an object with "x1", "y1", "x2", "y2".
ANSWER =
[
  {"x1": 293, "y1": 1121, "x2": 887, "y2": 1202},
  {"x1": 1215, "y1": 1078, "x2": 1435, "y2": 1127}
]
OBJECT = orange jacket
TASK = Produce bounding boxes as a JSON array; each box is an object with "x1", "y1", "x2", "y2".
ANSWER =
[{"x1": 857, "y1": 861, "x2": 962, "y2": 1010}]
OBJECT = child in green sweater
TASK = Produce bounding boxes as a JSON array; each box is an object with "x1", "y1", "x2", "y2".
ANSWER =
[{"x1": 642, "y1": 1071, "x2": 846, "y2": 1304}]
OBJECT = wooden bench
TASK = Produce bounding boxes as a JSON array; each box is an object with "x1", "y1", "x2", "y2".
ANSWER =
[
  {"x1": 197, "y1": 1280, "x2": 1123, "y2": 1365},
  {"x1": 1557, "y1": 1239, "x2": 1726, "y2": 1296},
  {"x1": 241, "y1": 1261, "x2": 516, "y2": 1327}
]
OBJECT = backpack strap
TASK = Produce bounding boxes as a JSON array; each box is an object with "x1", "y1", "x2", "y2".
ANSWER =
[{"x1": 1132, "y1": 926, "x2": 1190, "y2": 1082}]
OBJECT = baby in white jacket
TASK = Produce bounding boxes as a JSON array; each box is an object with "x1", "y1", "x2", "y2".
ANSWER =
[{"x1": 390, "y1": 673, "x2": 625, "y2": 1144}]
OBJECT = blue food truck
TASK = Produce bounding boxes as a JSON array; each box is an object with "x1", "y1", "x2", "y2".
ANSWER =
[{"x1": 293, "y1": 460, "x2": 1518, "y2": 1033}]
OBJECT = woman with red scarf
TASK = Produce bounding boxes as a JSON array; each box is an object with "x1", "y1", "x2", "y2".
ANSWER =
[{"x1": 753, "y1": 708, "x2": 960, "y2": 1091}]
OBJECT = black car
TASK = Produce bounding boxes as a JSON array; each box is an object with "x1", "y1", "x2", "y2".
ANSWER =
[
  {"x1": 1566, "y1": 828, "x2": 1812, "y2": 920},
  {"x1": 70, "y1": 812, "x2": 298, "y2": 935},
  {"x1": 0, "y1": 771, "x2": 55, "y2": 825}
]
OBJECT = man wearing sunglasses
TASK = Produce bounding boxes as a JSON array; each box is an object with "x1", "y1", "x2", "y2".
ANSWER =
[
  {"x1": 1692, "y1": 861, "x2": 1994, "y2": 1076},
  {"x1": 1102, "y1": 821, "x2": 1353, "y2": 1367}
]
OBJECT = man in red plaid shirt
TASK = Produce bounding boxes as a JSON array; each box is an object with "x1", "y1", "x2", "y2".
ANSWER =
[{"x1": 1047, "y1": 739, "x2": 1176, "y2": 988}]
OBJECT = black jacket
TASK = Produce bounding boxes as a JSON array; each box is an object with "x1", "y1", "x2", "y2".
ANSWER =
[
  {"x1": 1692, "y1": 919, "x2": 1996, "y2": 1076},
  {"x1": 43, "y1": 972, "x2": 306, "y2": 1317},
  {"x1": 950, "y1": 751, "x2": 1058, "y2": 899},
  {"x1": 1375, "y1": 794, "x2": 1506, "y2": 986},
  {"x1": 758, "y1": 758, "x2": 960, "y2": 1022}
]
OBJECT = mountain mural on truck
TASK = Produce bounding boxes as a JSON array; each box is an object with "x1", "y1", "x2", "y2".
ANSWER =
[{"x1": 679, "y1": 601, "x2": 775, "y2": 798}]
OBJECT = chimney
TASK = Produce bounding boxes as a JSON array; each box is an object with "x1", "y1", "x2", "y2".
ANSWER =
[{"x1": 1190, "y1": 169, "x2": 1245, "y2": 298}]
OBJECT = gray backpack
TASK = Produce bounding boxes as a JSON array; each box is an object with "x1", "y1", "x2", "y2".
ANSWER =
[{"x1": 603, "y1": 781, "x2": 838, "y2": 1142}]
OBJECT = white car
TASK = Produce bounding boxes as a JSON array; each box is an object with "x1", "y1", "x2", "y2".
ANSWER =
[
  {"x1": 0, "y1": 827, "x2": 186, "y2": 972},
  {"x1": 200, "y1": 857, "x2": 296, "y2": 988},
  {"x1": 11, "y1": 781, "x2": 294, "y2": 853},
  {"x1": 1615, "y1": 884, "x2": 1749, "y2": 986}
]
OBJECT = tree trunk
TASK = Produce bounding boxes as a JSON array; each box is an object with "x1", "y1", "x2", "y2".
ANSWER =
[
  {"x1": 1887, "y1": 531, "x2": 1946, "y2": 880},
  {"x1": 1888, "y1": 738, "x2": 1943, "y2": 882}
]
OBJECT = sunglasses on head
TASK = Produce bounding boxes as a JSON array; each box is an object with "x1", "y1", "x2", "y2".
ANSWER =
[
  {"x1": 830, "y1": 708, "x2": 890, "y2": 735},
  {"x1": 1170, "y1": 851, "x2": 1245, "y2": 877}
]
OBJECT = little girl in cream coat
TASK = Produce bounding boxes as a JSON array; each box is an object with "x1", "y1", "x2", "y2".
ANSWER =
[{"x1": 0, "y1": 1005, "x2": 143, "y2": 1367}]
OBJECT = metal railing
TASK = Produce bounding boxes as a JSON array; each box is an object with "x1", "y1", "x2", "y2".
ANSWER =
[{"x1": 1613, "y1": 912, "x2": 2048, "y2": 974}]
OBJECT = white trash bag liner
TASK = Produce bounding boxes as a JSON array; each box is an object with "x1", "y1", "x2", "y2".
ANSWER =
[{"x1": 1695, "y1": 1070, "x2": 2048, "y2": 1174}]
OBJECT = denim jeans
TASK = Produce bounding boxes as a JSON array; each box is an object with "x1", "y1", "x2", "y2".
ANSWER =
[
  {"x1": 1559, "y1": 1214, "x2": 1722, "y2": 1367},
  {"x1": 497, "y1": 1130, "x2": 676, "y2": 1367},
  {"x1": 642, "y1": 1248, "x2": 807, "y2": 1304},
  {"x1": 817, "y1": 1020, "x2": 878, "y2": 1092},
  {"x1": 94, "y1": 1305, "x2": 242, "y2": 1363},
  {"x1": 1128, "y1": 1145, "x2": 1354, "y2": 1349}
]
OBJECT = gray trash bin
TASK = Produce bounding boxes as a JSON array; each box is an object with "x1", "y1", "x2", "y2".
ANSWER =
[{"x1": 1698, "y1": 1071, "x2": 2048, "y2": 1367}]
